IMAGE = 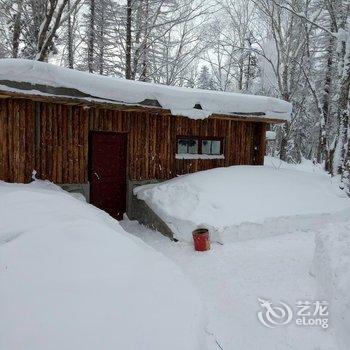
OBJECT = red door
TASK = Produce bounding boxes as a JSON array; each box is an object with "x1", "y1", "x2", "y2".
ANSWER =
[
  {"x1": 90, "y1": 132, "x2": 127, "y2": 220},
  {"x1": 252, "y1": 123, "x2": 265, "y2": 165}
]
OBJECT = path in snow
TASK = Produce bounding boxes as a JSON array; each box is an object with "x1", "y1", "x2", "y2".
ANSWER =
[{"x1": 121, "y1": 219, "x2": 338, "y2": 350}]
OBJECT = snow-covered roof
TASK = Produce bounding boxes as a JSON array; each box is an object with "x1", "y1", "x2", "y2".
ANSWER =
[{"x1": 0, "y1": 59, "x2": 292, "y2": 121}]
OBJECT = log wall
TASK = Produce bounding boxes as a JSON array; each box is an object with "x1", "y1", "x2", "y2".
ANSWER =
[{"x1": 0, "y1": 98, "x2": 266, "y2": 183}]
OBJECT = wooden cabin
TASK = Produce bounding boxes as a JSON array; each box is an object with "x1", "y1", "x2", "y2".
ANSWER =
[{"x1": 0, "y1": 59, "x2": 291, "y2": 223}]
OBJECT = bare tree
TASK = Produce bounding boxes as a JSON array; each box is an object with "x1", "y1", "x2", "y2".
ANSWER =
[
  {"x1": 203, "y1": 0, "x2": 258, "y2": 92},
  {"x1": 35, "y1": 0, "x2": 81, "y2": 61},
  {"x1": 11, "y1": 0, "x2": 22, "y2": 57},
  {"x1": 125, "y1": 0, "x2": 132, "y2": 79}
]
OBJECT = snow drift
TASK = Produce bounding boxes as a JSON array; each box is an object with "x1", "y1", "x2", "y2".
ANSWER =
[
  {"x1": 312, "y1": 222, "x2": 350, "y2": 350},
  {"x1": 0, "y1": 59, "x2": 291, "y2": 120},
  {"x1": 134, "y1": 158, "x2": 350, "y2": 242},
  {"x1": 0, "y1": 180, "x2": 207, "y2": 350}
]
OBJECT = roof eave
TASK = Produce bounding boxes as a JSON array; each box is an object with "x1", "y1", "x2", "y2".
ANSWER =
[{"x1": 0, "y1": 88, "x2": 289, "y2": 123}]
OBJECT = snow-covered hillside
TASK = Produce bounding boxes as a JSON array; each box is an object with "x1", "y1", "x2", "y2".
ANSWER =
[
  {"x1": 0, "y1": 180, "x2": 207, "y2": 350},
  {"x1": 134, "y1": 157, "x2": 350, "y2": 242}
]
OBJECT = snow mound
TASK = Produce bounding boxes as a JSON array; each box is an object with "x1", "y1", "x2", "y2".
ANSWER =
[
  {"x1": 0, "y1": 59, "x2": 291, "y2": 120},
  {"x1": 312, "y1": 222, "x2": 350, "y2": 350},
  {"x1": 134, "y1": 159, "x2": 350, "y2": 242},
  {"x1": 0, "y1": 181, "x2": 207, "y2": 350}
]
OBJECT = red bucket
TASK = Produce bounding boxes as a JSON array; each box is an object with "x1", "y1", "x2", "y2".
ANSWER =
[{"x1": 192, "y1": 228, "x2": 210, "y2": 251}]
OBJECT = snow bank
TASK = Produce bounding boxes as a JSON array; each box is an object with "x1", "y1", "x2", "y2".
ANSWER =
[
  {"x1": 0, "y1": 59, "x2": 291, "y2": 120},
  {"x1": 264, "y1": 156, "x2": 325, "y2": 174},
  {"x1": 0, "y1": 181, "x2": 207, "y2": 350},
  {"x1": 134, "y1": 159, "x2": 350, "y2": 242},
  {"x1": 312, "y1": 222, "x2": 350, "y2": 350},
  {"x1": 266, "y1": 130, "x2": 276, "y2": 140}
]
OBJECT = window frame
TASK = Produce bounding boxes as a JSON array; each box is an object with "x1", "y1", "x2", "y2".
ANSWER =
[
  {"x1": 176, "y1": 137, "x2": 199, "y2": 155},
  {"x1": 176, "y1": 136, "x2": 224, "y2": 156}
]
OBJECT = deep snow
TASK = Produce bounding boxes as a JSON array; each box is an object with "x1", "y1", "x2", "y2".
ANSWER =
[
  {"x1": 0, "y1": 59, "x2": 291, "y2": 120},
  {"x1": 0, "y1": 180, "x2": 207, "y2": 350},
  {"x1": 312, "y1": 222, "x2": 350, "y2": 350},
  {"x1": 134, "y1": 157, "x2": 350, "y2": 242},
  {"x1": 1, "y1": 160, "x2": 349, "y2": 350},
  {"x1": 121, "y1": 218, "x2": 343, "y2": 350},
  {"x1": 128, "y1": 158, "x2": 350, "y2": 349}
]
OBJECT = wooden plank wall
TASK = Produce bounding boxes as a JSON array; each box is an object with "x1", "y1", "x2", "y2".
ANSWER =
[
  {"x1": 0, "y1": 98, "x2": 266, "y2": 183},
  {"x1": 0, "y1": 99, "x2": 35, "y2": 182}
]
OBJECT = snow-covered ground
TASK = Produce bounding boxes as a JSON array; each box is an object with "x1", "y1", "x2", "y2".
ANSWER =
[
  {"x1": 1, "y1": 159, "x2": 349, "y2": 350},
  {"x1": 134, "y1": 157, "x2": 350, "y2": 242},
  {"x1": 130, "y1": 158, "x2": 350, "y2": 349},
  {"x1": 312, "y1": 221, "x2": 350, "y2": 350},
  {"x1": 0, "y1": 180, "x2": 207, "y2": 350},
  {"x1": 121, "y1": 217, "x2": 349, "y2": 350}
]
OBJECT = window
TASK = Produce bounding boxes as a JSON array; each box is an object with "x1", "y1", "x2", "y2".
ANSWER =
[
  {"x1": 176, "y1": 136, "x2": 224, "y2": 159},
  {"x1": 177, "y1": 138, "x2": 199, "y2": 154},
  {"x1": 202, "y1": 139, "x2": 221, "y2": 155}
]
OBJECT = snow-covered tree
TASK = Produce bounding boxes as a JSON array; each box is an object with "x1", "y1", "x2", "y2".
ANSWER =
[{"x1": 197, "y1": 65, "x2": 215, "y2": 90}]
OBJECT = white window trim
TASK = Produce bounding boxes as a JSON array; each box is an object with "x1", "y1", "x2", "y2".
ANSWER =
[{"x1": 175, "y1": 154, "x2": 225, "y2": 160}]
